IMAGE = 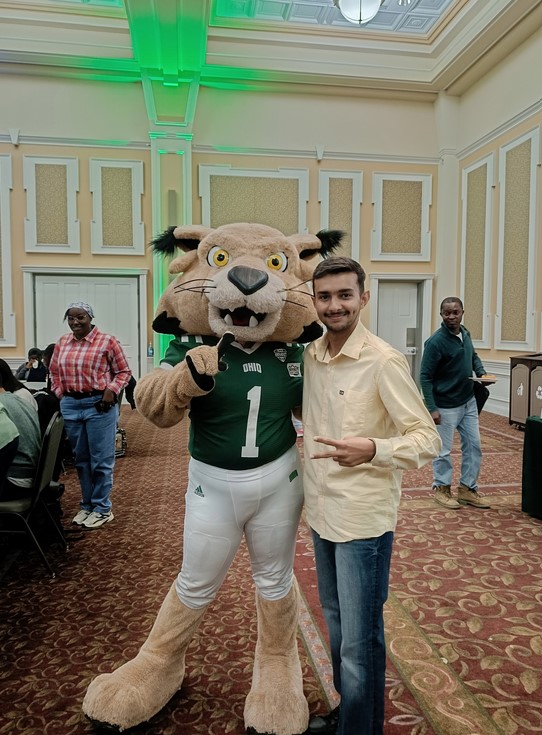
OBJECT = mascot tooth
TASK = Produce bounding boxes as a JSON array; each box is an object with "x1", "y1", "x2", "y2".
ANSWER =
[{"x1": 82, "y1": 222, "x2": 343, "y2": 734}]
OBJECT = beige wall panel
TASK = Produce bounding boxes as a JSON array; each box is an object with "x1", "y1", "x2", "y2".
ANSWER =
[
  {"x1": 193, "y1": 152, "x2": 438, "y2": 274},
  {"x1": 0, "y1": 143, "x2": 152, "y2": 357},
  {"x1": 209, "y1": 176, "x2": 299, "y2": 234},
  {"x1": 0, "y1": 221, "x2": 3, "y2": 338},
  {"x1": 328, "y1": 178, "x2": 353, "y2": 259},
  {"x1": 101, "y1": 167, "x2": 134, "y2": 248},
  {"x1": 501, "y1": 140, "x2": 531, "y2": 343},
  {"x1": 35, "y1": 164, "x2": 68, "y2": 245},
  {"x1": 381, "y1": 180, "x2": 422, "y2": 255},
  {"x1": 463, "y1": 165, "x2": 487, "y2": 341}
]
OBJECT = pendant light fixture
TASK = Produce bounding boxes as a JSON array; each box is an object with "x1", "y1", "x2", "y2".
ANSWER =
[{"x1": 333, "y1": 0, "x2": 384, "y2": 26}]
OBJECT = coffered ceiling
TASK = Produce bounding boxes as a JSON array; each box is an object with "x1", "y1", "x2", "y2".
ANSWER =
[{"x1": 1, "y1": 0, "x2": 542, "y2": 130}]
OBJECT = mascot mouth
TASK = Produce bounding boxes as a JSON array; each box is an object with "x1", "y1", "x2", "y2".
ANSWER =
[{"x1": 220, "y1": 307, "x2": 267, "y2": 328}]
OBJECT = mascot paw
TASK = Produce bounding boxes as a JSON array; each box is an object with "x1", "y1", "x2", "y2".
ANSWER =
[
  {"x1": 185, "y1": 344, "x2": 221, "y2": 390},
  {"x1": 82, "y1": 663, "x2": 181, "y2": 732},
  {"x1": 244, "y1": 679, "x2": 309, "y2": 735}
]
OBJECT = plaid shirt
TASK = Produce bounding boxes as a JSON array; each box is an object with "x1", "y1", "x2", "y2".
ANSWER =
[{"x1": 49, "y1": 326, "x2": 131, "y2": 399}]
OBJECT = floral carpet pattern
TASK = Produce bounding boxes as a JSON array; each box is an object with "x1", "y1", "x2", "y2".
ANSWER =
[{"x1": 1, "y1": 409, "x2": 540, "y2": 735}]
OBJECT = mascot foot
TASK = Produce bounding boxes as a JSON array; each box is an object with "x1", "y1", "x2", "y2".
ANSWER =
[
  {"x1": 244, "y1": 580, "x2": 309, "y2": 735},
  {"x1": 82, "y1": 584, "x2": 206, "y2": 731}
]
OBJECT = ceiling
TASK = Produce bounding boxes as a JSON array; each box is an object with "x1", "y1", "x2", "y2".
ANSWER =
[
  {"x1": 214, "y1": 0, "x2": 458, "y2": 35},
  {"x1": 1, "y1": 0, "x2": 542, "y2": 131}
]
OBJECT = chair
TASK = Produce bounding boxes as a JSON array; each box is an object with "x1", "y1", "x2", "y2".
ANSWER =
[{"x1": 0, "y1": 411, "x2": 68, "y2": 577}]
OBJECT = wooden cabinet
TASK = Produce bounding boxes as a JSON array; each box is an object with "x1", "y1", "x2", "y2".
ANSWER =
[{"x1": 509, "y1": 354, "x2": 542, "y2": 427}]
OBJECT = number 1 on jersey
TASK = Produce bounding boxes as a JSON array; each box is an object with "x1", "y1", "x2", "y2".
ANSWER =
[{"x1": 241, "y1": 385, "x2": 261, "y2": 458}]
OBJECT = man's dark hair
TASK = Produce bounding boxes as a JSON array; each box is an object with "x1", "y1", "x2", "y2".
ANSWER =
[
  {"x1": 0, "y1": 358, "x2": 25, "y2": 392},
  {"x1": 312, "y1": 256, "x2": 366, "y2": 293},
  {"x1": 42, "y1": 343, "x2": 55, "y2": 360},
  {"x1": 28, "y1": 347, "x2": 43, "y2": 360},
  {"x1": 440, "y1": 297, "x2": 463, "y2": 312}
]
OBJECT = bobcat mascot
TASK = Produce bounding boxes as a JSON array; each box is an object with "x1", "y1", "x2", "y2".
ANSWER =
[{"x1": 82, "y1": 222, "x2": 342, "y2": 734}]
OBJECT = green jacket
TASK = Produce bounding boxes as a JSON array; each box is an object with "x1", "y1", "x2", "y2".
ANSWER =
[
  {"x1": 0, "y1": 392, "x2": 41, "y2": 480},
  {"x1": 419, "y1": 323, "x2": 486, "y2": 412},
  {"x1": 0, "y1": 404, "x2": 19, "y2": 450}
]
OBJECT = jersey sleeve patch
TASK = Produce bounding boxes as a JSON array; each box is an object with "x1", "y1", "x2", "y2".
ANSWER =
[{"x1": 287, "y1": 363, "x2": 302, "y2": 378}]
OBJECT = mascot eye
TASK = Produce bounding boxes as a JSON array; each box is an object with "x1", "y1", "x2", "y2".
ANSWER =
[
  {"x1": 266, "y1": 252, "x2": 288, "y2": 272},
  {"x1": 207, "y1": 247, "x2": 230, "y2": 268}
]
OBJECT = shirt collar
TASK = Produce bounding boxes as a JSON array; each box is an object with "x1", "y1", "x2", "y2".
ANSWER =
[
  {"x1": 441, "y1": 321, "x2": 464, "y2": 338},
  {"x1": 314, "y1": 320, "x2": 367, "y2": 361},
  {"x1": 68, "y1": 325, "x2": 97, "y2": 344}
]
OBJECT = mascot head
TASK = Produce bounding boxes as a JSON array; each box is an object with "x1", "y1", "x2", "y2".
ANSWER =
[{"x1": 152, "y1": 222, "x2": 343, "y2": 344}]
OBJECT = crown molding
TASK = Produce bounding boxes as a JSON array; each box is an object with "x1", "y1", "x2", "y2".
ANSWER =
[
  {"x1": 0, "y1": 133, "x2": 151, "y2": 150},
  {"x1": 193, "y1": 144, "x2": 440, "y2": 166}
]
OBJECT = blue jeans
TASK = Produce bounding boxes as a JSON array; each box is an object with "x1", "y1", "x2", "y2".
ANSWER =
[
  {"x1": 312, "y1": 529, "x2": 394, "y2": 735},
  {"x1": 433, "y1": 396, "x2": 482, "y2": 489},
  {"x1": 60, "y1": 395, "x2": 118, "y2": 514}
]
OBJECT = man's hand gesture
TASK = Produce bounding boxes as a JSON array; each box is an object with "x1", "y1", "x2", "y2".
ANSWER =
[{"x1": 310, "y1": 436, "x2": 376, "y2": 467}]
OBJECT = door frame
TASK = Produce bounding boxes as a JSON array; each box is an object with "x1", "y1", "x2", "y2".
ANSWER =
[
  {"x1": 22, "y1": 266, "x2": 149, "y2": 377},
  {"x1": 369, "y1": 273, "x2": 435, "y2": 367}
]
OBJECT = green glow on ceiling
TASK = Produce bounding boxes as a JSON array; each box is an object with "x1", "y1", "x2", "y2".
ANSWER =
[{"x1": 149, "y1": 132, "x2": 193, "y2": 141}]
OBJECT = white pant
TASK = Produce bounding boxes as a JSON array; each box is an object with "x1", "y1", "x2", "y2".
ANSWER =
[{"x1": 176, "y1": 445, "x2": 304, "y2": 608}]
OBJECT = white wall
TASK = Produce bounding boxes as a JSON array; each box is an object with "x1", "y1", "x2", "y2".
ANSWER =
[
  {"x1": 457, "y1": 25, "x2": 542, "y2": 149},
  {"x1": 194, "y1": 88, "x2": 439, "y2": 158},
  {"x1": 1, "y1": 75, "x2": 150, "y2": 142}
]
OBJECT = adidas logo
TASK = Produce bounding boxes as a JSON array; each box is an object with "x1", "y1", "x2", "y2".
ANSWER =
[{"x1": 194, "y1": 485, "x2": 204, "y2": 497}]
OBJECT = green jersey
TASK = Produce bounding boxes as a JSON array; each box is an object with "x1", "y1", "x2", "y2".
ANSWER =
[{"x1": 163, "y1": 336, "x2": 304, "y2": 470}]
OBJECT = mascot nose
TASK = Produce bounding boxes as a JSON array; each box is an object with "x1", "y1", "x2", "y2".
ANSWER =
[{"x1": 227, "y1": 266, "x2": 269, "y2": 295}]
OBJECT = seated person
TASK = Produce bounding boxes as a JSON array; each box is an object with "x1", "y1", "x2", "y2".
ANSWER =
[
  {"x1": 0, "y1": 405, "x2": 19, "y2": 489},
  {"x1": 0, "y1": 358, "x2": 38, "y2": 411},
  {"x1": 41, "y1": 343, "x2": 56, "y2": 390},
  {"x1": 0, "y1": 376, "x2": 41, "y2": 500},
  {"x1": 15, "y1": 347, "x2": 48, "y2": 383}
]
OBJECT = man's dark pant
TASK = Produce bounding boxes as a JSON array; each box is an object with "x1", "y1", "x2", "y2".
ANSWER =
[{"x1": 312, "y1": 529, "x2": 394, "y2": 735}]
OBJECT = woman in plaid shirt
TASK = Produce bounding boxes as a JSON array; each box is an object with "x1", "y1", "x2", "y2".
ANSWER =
[{"x1": 49, "y1": 302, "x2": 131, "y2": 529}]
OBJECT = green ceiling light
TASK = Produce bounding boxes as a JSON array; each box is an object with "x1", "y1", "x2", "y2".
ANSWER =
[{"x1": 333, "y1": 0, "x2": 384, "y2": 25}]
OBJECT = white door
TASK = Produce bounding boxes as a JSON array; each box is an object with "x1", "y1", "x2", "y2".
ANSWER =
[
  {"x1": 377, "y1": 281, "x2": 420, "y2": 380},
  {"x1": 34, "y1": 274, "x2": 141, "y2": 378}
]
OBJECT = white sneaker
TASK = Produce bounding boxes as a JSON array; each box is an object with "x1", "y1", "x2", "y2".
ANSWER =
[
  {"x1": 82, "y1": 511, "x2": 114, "y2": 529},
  {"x1": 73, "y1": 509, "x2": 91, "y2": 525}
]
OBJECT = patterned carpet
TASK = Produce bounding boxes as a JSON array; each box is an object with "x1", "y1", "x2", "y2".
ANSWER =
[{"x1": 1, "y1": 408, "x2": 540, "y2": 735}]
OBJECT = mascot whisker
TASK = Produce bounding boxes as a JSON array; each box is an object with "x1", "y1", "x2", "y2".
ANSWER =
[{"x1": 82, "y1": 222, "x2": 343, "y2": 734}]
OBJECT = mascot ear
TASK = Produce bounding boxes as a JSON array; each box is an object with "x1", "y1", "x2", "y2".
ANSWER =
[
  {"x1": 152, "y1": 225, "x2": 213, "y2": 256},
  {"x1": 288, "y1": 229, "x2": 345, "y2": 260}
]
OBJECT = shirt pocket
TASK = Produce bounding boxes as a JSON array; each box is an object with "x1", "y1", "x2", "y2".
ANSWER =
[
  {"x1": 341, "y1": 388, "x2": 375, "y2": 435},
  {"x1": 96, "y1": 349, "x2": 111, "y2": 376}
]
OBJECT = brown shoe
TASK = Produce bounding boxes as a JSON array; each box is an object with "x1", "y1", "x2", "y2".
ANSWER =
[
  {"x1": 457, "y1": 484, "x2": 491, "y2": 508},
  {"x1": 434, "y1": 485, "x2": 461, "y2": 509}
]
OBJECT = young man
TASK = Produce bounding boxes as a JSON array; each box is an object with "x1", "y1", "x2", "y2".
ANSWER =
[
  {"x1": 419, "y1": 296, "x2": 494, "y2": 510},
  {"x1": 302, "y1": 257, "x2": 441, "y2": 735}
]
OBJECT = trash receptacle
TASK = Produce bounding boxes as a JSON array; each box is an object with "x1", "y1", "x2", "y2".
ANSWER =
[{"x1": 522, "y1": 416, "x2": 542, "y2": 519}]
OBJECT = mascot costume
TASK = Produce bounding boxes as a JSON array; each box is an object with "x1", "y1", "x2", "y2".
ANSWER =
[{"x1": 82, "y1": 222, "x2": 342, "y2": 734}]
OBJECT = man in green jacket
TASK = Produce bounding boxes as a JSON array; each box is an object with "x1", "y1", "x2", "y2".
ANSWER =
[
  {"x1": 0, "y1": 380, "x2": 41, "y2": 499},
  {"x1": 420, "y1": 297, "x2": 492, "y2": 510}
]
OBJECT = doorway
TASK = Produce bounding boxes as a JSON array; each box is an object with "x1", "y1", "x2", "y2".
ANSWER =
[
  {"x1": 22, "y1": 268, "x2": 148, "y2": 379},
  {"x1": 369, "y1": 274, "x2": 434, "y2": 385}
]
